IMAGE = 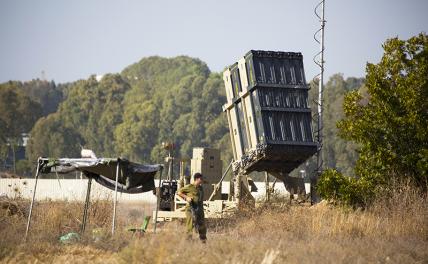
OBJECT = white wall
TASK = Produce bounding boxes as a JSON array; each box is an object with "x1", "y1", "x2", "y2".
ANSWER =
[{"x1": 0, "y1": 179, "x2": 309, "y2": 202}]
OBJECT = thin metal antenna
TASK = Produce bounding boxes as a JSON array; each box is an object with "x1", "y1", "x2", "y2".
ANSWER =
[{"x1": 312, "y1": 0, "x2": 326, "y2": 204}]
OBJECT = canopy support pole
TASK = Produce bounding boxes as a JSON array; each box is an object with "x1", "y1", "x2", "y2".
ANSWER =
[
  {"x1": 25, "y1": 158, "x2": 42, "y2": 242},
  {"x1": 153, "y1": 166, "x2": 163, "y2": 234},
  {"x1": 112, "y1": 160, "x2": 120, "y2": 235},
  {"x1": 81, "y1": 177, "x2": 92, "y2": 234}
]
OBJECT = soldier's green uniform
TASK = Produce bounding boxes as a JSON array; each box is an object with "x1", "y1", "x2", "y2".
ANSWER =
[{"x1": 178, "y1": 183, "x2": 207, "y2": 240}]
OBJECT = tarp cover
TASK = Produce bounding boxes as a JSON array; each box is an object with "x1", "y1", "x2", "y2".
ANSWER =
[{"x1": 39, "y1": 158, "x2": 161, "y2": 193}]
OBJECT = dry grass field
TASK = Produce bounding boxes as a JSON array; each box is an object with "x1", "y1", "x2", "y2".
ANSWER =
[{"x1": 0, "y1": 183, "x2": 427, "y2": 264}]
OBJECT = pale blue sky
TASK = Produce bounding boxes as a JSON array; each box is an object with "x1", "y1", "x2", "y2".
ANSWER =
[{"x1": 0, "y1": 0, "x2": 427, "y2": 83}]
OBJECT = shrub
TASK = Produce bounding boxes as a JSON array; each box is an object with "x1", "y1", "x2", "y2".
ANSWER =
[{"x1": 317, "y1": 169, "x2": 375, "y2": 207}]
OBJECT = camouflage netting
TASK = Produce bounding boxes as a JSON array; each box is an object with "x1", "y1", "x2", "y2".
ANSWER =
[{"x1": 38, "y1": 158, "x2": 162, "y2": 193}]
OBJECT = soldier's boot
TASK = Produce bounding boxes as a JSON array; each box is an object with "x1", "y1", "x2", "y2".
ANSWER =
[{"x1": 198, "y1": 218, "x2": 207, "y2": 243}]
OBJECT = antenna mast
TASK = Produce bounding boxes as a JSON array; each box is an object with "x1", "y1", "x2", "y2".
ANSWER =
[{"x1": 312, "y1": 0, "x2": 326, "y2": 204}]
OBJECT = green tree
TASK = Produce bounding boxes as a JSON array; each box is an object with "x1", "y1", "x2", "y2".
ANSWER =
[
  {"x1": 0, "y1": 83, "x2": 43, "y2": 172},
  {"x1": 118, "y1": 56, "x2": 227, "y2": 166},
  {"x1": 299, "y1": 75, "x2": 363, "y2": 179},
  {"x1": 21, "y1": 79, "x2": 64, "y2": 115},
  {"x1": 339, "y1": 33, "x2": 428, "y2": 186},
  {"x1": 26, "y1": 114, "x2": 83, "y2": 162},
  {"x1": 115, "y1": 99, "x2": 160, "y2": 162},
  {"x1": 1, "y1": 79, "x2": 65, "y2": 117},
  {"x1": 26, "y1": 56, "x2": 229, "y2": 173},
  {"x1": 58, "y1": 74, "x2": 130, "y2": 157},
  {"x1": 319, "y1": 33, "x2": 428, "y2": 205},
  {"x1": 323, "y1": 74, "x2": 362, "y2": 176}
]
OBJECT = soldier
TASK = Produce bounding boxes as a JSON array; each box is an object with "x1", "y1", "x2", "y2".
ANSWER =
[{"x1": 177, "y1": 172, "x2": 207, "y2": 242}]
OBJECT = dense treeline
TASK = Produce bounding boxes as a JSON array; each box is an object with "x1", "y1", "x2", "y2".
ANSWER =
[
  {"x1": 310, "y1": 74, "x2": 363, "y2": 176},
  {"x1": 295, "y1": 74, "x2": 363, "y2": 179},
  {"x1": 2, "y1": 80, "x2": 65, "y2": 116},
  {"x1": 1, "y1": 56, "x2": 363, "y2": 179},
  {"x1": 0, "y1": 79, "x2": 66, "y2": 173},
  {"x1": 25, "y1": 57, "x2": 232, "y2": 170}
]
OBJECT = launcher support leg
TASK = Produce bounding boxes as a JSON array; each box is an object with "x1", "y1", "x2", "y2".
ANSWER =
[
  {"x1": 264, "y1": 172, "x2": 270, "y2": 202},
  {"x1": 310, "y1": 176, "x2": 320, "y2": 205},
  {"x1": 233, "y1": 172, "x2": 255, "y2": 208},
  {"x1": 25, "y1": 158, "x2": 42, "y2": 242},
  {"x1": 234, "y1": 174, "x2": 242, "y2": 205}
]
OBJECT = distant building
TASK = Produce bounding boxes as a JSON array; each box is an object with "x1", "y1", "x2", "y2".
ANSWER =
[
  {"x1": 95, "y1": 74, "x2": 104, "y2": 82},
  {"x1": 22, "y1": 133, "x2": 29, "y2": 147}
]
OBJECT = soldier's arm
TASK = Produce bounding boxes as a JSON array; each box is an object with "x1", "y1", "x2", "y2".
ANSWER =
[{"x1": 177, "y1": 186, "x2": 192, "y2": 202}]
